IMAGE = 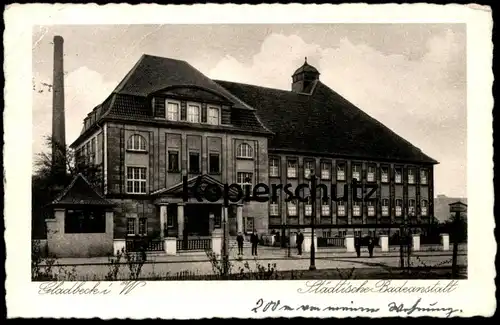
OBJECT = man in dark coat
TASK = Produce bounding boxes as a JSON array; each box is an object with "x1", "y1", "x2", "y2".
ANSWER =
[
  {"x1": 367, "y1": 237, "x2": 375, "y2": 258},
  {"x1": 296, "y1": 230, "x2": 304, "y2": 255},
  {"x1": 354, "y1": 235, "x2": 361, "y2": 257},
  {"x1": 236, "y1": 232, "x2": 244, "y2": 255},
  {"x1": 250, "y1": 231, "x2": 259, "y2": 256}
]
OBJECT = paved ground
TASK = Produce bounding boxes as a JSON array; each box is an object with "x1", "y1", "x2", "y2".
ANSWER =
[{"x1": 41, "y1": 246, "x2": 467, "y2": 281}]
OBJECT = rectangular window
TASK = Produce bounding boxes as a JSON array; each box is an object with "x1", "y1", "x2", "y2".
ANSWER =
[
  {"x1": 367, "y1": 165, "x2": 375, "y2": 182},
  {"x1": 167, "y1": 101, "x2": 179, "y2": 121},
  {"x1": 168, "y1": 150, "x2": 179, "y2": 172},
  {"x1": 126, "y1": 167, "x2": 147, "y2": 194},
  {"x1": 153, "y1": 98, "x2": 165, "y2": 118},
  {"x1": 65, "y1": 209, "x2": 106, "y2": 234},
  {"x1": 209, "y1": 153, "x2": 220, "y2": 174},
  {"x1": 189, "y1": 152, "x2": 200, "y2": 174},
  {"x1": 337, "y1": 201, "x2": 346, "y2": 216},
  {"x1": 354, "y1": 230, "x2": 362, "y2": 238},
  {"x1": 321, "y1": 203, "x2": 330, "y2": 216},
  {"x1": 381, "y1": 167, "x2": 389, "y2": 183},
  {"x1": 382, "y1": 198, "x2": 389, "y2": 217},
  {"x1": 287, "y1": 159, "x2": 297, "y2": 178},
  {"x1": 421, "y1": 200, "x2": 428, "y2": 216},
  {"x1": 352, "y1": 164, "x2": 361, "y2": 181},
  {"x1": 187, "y1": 104, "x2": 200, "y2": 123},
  {"x1": 321, "y1": 162, "x2": 331, "y2": 180},
  {"x1": 237, "y1": 172, "x2": 253, "y2": 186},
  {"x1": 90, "y1": 138, "x2": 96, "y2": 165},
  {"x1": 167, "y1": 213, "x2": 174, "y2": 228},
  {"x1": 305, "y1": 204, "x2": 313, "y2": 216},
  {"x1": 395, "y1": 168, "x2": 402, "y2": 183},
  {"x1": 269, "y1": 158, "x2": 280, "y2": 177},
  {"x1": 127, "y1": 218, "x2": 136, "y2": 235},
  {"x1": 269, "y1": 203, "x2": 279, "y2": 216},
  {"x1": 420, "y1": 169, "x2": 428, "y2": 184},
  {"x1": 367, "y1": 201, "x2": 375, "y2": 216},
  {"x1": 408, "y1": 168, "x2": 415, "y2": 184},
  {"x1": 338, "y1": 230, "x2": 347, "y2": 238},
  {"x1": 245, "y1": 217, "x2": 254, "y2": 233},
  {"x1": 337, "y1": 164, "x2": 346, "y2": 181},
  {"x1": 409, "y1": 199, "x2": 416, "y2": 216},
  {"x1": 287, "y1": 202, "x2": 297, "y2": 216},
  {"x1": 208, "y1": 107, "x2": 219, "y2": 125},
  {"x1": 304, "y1": 160, "x2": 314, "y2": 179},
  {"x1": 353, "y1": 201, "x2": 361, "y2": 217},
  {"x1": 138, "y1": 218, "x2": 147, "y2": 236},
  {"x1": 395, "y1": 199, "x2": 403, "y2": 216},
  {"x1": 213, "y1": 212, "x2": 222, "y2": 228}
]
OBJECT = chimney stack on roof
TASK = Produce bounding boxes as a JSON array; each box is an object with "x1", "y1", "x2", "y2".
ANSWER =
[{"x1": 51, "y1": 35, "x2": 66, "y2": 176}]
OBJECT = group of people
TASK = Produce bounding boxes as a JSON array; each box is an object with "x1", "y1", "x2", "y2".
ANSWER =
[{"x1": 236, "y1": 230, "x2": 377, "y2": 258}]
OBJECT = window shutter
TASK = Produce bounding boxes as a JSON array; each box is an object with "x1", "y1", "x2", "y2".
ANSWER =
[
  {"x1": 180, "y1": 101, "x2": 187, "y2": 121},
  {"x1": 201, "y1": 103, "x2": 207, "y2": 123}
]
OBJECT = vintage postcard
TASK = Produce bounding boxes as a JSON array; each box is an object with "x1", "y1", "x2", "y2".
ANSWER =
[{"x1": 4, "y1": 3, "x2": 495, "y2": 319}]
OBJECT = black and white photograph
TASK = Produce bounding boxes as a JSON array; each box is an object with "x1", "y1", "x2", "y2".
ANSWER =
[
  {"x1": 30, "y1": 22, "x2": 469, "y2": 282},
  {"x1": 4, "y1": 3, "x2": 495, "y2": 319}
]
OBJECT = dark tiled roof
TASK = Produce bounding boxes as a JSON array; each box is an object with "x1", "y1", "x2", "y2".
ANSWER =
[
  {"x1": 51, "y1": 173, "x2": 114, "y2": 207},
  {"x1": 113, "y1": 54, "x2": 254, "y2": 110},
  {"x1": 215, "y1": 80, "x2": 438, "y2": 164}
]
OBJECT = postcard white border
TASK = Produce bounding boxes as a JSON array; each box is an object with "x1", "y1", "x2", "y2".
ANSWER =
[{"x1": 4, "y1": 3, "x2": 495, "y2": 318}]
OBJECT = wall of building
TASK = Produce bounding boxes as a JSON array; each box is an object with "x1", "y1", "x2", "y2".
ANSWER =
[
  {"x1": 105, "y1": 122, "x2": 270, "y2": 236},
  {"x1": 268, "y1": 152, "x2": 434, "y2": 236},
  {"x1": 45, "y1": 209, "x2": 114, "y2": 258}
]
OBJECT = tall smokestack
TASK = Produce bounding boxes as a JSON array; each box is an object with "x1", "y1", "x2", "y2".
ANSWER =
[{"x1": 51, "y1": 35, "x2": 66, "y2": 176}]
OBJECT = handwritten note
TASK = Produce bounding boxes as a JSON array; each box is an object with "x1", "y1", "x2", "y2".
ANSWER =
[
  {"x1": 37, "y1": 281, "x2": 146, "y2": 296},
  {"x1": 251, "y1": 298, "x2": 462, "y2": 317}
]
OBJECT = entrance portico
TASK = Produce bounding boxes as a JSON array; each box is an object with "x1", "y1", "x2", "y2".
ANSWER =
[{"x1": 153, "y1": 174, "x2": 245, "y2": 240}]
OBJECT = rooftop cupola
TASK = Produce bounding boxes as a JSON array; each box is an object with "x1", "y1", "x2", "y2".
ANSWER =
[{"x1": 291, "y1": 57, "x2": 320, "y2": 93}]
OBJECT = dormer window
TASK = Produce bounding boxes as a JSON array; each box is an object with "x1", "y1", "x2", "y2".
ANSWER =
[
  {"x1": 187, "y1": 103, "x2": 201, "y2": 123},
  {"x1": 237, "y1": 143, "x2": 253, "y2": 159},
  {"x1": 166, "y1": 101, "x2": 180, "y2": 121},
  {"x1": 127, "y1": 134, "x2": 147, "y2": 151},
  {"x1": 208, "y1": 106, "x2": 220, "y2": 125}
]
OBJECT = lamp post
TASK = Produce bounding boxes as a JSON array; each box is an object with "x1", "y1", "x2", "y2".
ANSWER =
[
  {"x1": 309, "y1": 170, "x2": 316, "y2": 271},
  {"x1": 222, "y1": 206, "x2": 229, "y2": 276}
]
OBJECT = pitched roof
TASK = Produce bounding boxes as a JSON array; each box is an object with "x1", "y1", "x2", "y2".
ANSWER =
[
  {"x1": 50, "y1": 173, "x2": 114, "y2": 207},
  {"x1": 72, "y1": 55, "x2": 271, "y2": 147},
  {"x1": 215, "y1": 80, "x2": 438, "y2": 164},
  {"x1": 113, "y1": 54, "x2": 254, "y2": 110}
]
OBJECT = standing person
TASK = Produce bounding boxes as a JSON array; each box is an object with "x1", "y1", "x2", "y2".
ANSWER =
[
  {"x1": 355, "y1": 235, "x2": 361, "y2": 257},
  {"x1": 296, "y1": 230, "x2": 304, "y2": 255},
  {"x1": 367, "y1": 236, "x2": 375, "y2": 258},
  {"x1": 250, "y1": 231, "x2": 259, "y2": 256},
  {"x1": 236, "y1": 232, "x2": 244, "y2": 256}
]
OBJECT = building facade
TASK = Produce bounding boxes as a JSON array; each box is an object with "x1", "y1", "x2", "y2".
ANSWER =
[{"x1": 67, "y1": 54, "x2": 437, "y2": 253}]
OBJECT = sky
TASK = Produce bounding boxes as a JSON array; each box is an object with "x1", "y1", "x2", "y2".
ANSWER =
[{"x1": 32, "y1": 24, "x2": 467, "y2": 198}]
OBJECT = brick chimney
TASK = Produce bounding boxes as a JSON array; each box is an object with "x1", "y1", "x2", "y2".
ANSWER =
[{"x1": 51, "y1": 35, "x2": 66, "y2": 176}]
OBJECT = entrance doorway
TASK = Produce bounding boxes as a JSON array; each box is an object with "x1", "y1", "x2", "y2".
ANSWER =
[{"x1": 184, "y1": 204, "x2": 220, "y2": 236}]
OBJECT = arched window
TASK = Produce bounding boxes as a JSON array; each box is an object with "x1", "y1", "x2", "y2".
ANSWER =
[
  {"x1": 237, "y1": 143, "x2": 253, "y2": 158},
  {"x1": 127, "y1": 134, "x2": 147, "y2": 151}
]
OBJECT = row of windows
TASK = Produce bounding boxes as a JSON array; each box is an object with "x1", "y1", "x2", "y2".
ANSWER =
[
  {"x1": 126, "y1": 166, "x2": 253, "y2": 194},
  {"x1": 76, "y1": 137, "x2": 97, "y2": 165},
  {"x1": 269, "y1": 158, "x2": 429, "y2": 184},
  {"x1": 126, "y1": 217, "x2": 148, "y2": 236},
  {"x1": 154, "y1": 99, "x2": 221, "y2": 126},
  {"x1": 126, "y1": 134, "x2": 254, "y2": 160},
  {"x1": 270, "y1": 199, "x2": 429, "y2": 217}
]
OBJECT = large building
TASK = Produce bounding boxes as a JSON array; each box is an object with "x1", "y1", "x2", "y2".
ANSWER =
[{"x1": 51, "y1": 51, "x2": 438, "y2": 256}]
